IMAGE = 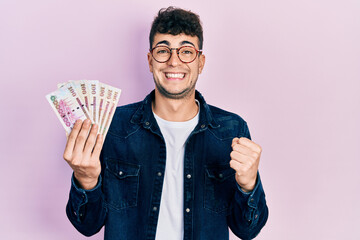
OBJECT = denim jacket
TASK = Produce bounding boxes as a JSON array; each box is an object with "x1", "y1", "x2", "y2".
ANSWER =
[{"x1": 66, "y1": 90, "x2": 268, "y2": 240}]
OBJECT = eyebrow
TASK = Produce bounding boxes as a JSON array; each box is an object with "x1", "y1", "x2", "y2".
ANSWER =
[
  {"x1": 155, "y1": 40, "x2": 170, "y2": 46},
  {"x1": 180, "y1": 41, "x2": 195, "y2": 47},
  {"x1": 155, "y1": 40, "x2": 196, "y2": 47}
]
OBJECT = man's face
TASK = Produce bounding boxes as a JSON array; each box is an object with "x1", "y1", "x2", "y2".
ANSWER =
[{"x1": 147, "y1": 33, "x2": 205, "y2": 100}]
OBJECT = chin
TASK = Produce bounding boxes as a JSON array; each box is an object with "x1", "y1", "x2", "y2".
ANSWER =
[
  {"x1": 157, "y1": 86, "x2": 195, "y2": 100},
  {"x1": 154, "y1": 76, "x2": 197, "y2": 100}
]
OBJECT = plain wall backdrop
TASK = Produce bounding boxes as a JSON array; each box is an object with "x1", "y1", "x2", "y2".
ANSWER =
[{"x1": 1, "y1": 0, "x2": 359, "y2": 239}]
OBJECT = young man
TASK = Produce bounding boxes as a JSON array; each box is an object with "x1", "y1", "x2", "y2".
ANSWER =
[{"x1": 64, "y1": 7, "x2": 268, "y2": 240}]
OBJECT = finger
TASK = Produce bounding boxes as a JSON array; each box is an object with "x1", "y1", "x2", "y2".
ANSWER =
[
  {"x1": 83, "y1": 124, "x2": 99, "y2": 156},
  {"x1": 73, "y1": 119, "x2": 92, "y2": 154},
  {"x1": 91, "y1": 134, "x2": 104, "y2": 159},
  {"x1": 232, "y1": 137, "x2": 240, "y2": 148},
  {"x1": 238, "y1": 137, "x2": 262, "y2": 153},
  {"x1": 63, "y1": 120, "x2": 82, "y2": 160},
  {"x1": 232, "y1": 143, "x2": 253, "y2": 156},
  {"x1": 230, "y1": 150, "x2": 251, "y2": 164},
  {"x1": 230, "y1": 159, "x2": 244, "y2": 173}
]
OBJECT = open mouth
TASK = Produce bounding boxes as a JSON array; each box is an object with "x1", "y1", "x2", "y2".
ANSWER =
[{"x1": 165, "y1": 72, "x2": 186, "y2": 80}]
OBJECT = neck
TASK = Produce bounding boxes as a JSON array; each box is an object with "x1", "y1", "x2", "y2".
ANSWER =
[{"x1": 152, "y1": 89, "x2": 199, "y2": 122}]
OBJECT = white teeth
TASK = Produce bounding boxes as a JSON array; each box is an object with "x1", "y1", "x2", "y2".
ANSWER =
[{"x1": 166, "y1": 73, "x2": 185, "y2": 78}]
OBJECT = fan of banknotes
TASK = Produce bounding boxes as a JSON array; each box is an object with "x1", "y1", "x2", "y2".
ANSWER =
[{"x1": 46, "y1": 80, "x2": 121, "y2": 139}]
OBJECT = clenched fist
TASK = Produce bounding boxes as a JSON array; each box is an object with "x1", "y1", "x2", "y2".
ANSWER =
[
  {"x1": 63, "y1": 119, "x2": 103, "y2": 190},
  {"x1": 230, "y1": 137, "x2": 262, "y2": 192}
]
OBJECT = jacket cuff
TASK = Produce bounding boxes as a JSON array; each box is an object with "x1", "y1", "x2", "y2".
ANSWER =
[
  {"x1": 235, "y1": 172, "x2": 264, "y2": 209},
  {"x1": 71, "y1": 174, "x2": 102, "y2": 202},
  {"x1": 69, "y1": 174, "x2": 102, "y2": 222}
]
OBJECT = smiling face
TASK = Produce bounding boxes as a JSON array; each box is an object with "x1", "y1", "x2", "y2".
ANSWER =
[{"x1": 147, "y1": 33, "x2": 205, "y2": 100}]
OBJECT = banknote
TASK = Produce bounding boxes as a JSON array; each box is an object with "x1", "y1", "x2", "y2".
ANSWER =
[
  {"x1": 98, "y1": 83, "x2": 107, "y2": 126},
  {"x1": 98, "y1": 85, "x2": 114, "y2": 134},
  {"x1": 76, "y1": 80, "x2": 90, "y2": 113},
  {"x1": 47, "y1": 80, "x2": 121, "y2": 139},
  {"x1": 58, "y1": 80, "x2": 92, "y2": 122},
  {"x1": 46, "y1": 85, "x2": 92, "y2": 134},
  {"x1": 101, "y1": 86, "x2": 121, "y2": 136},
  {"x1": 87, "y1": 80, "x2": 99, "y2": 124}
]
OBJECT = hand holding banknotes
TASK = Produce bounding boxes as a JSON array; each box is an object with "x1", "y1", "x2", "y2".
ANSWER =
[
  {"x1": 46, "y1": 80, "x2": 122, "y2": 190},
  {"x1": 63, "y1": 119, "x2": 103, "y2": 190}
]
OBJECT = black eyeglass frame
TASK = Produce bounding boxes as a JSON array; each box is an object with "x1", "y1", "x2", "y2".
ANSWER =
[{"x1": 150, "y1": 46, "x2": 203, "y2": 63}]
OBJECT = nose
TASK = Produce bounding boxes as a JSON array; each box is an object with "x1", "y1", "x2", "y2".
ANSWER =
[{"x1": 167, "y1": 49, "x2": 181, "y2": 67}]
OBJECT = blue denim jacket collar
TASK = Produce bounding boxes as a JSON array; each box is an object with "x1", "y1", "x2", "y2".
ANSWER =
[{"x1": 130, "y1": 90, "x2": 220, "y2": 133}]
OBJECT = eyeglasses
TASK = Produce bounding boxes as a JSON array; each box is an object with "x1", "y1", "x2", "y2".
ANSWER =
[{"x1": 150, "y1": 46, "x2": 202, "y2": 63}]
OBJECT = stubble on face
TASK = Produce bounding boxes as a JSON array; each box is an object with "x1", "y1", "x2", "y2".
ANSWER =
[{"x1": 153, "y1": 75, "x2": 197, "y2": 100}]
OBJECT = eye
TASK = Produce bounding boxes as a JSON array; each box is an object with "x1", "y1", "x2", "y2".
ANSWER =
[
  {"x1": 183, "y1": 50, "x2": 193, "y2": 55},
  {"x1": 180, "y1": 47, "x2": 195, "y2": 55},
  {"x1": 155, "y1": 47, "x2": 170, "y2": 55}
]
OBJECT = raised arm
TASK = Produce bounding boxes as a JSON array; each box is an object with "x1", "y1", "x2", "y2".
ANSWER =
[
  {"x1": 228, "y1": 136, "x2": 268, "y2": 239},
  {"x1": 63, "y1": 119, "x2": 107, "y2": 236}
]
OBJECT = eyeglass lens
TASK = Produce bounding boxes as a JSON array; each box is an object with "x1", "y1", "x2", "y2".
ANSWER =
[{"x1": 152, "y1": 46, "x2": 198, "y2": 63}]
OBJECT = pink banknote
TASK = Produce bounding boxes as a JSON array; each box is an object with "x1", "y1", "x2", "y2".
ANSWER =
[
  {"x1": 47, "y1": 80, "x2": 121, "y2": 139},
  {"x1": 46, "y1": 83, "x2": 92, "y2": 134}
]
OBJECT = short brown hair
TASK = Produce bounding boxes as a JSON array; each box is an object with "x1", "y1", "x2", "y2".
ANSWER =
[{"x1": 149, "y1": 7, "x2": 203, "y2": 50}]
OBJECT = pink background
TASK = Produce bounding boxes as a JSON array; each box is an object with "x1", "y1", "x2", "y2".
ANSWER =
[{"x1": 1, "y1": 0, "x2": 359, "y2": 239}]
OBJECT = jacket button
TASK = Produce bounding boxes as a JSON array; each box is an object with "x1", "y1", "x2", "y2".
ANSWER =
[
  {"x1": 153, "y1": 206, "x2": 157, "y2": 211},
  {"x1": 201, "y1": 124, "x2": 205, "y2": 128},
  {"x1": 119, "y1": 171, "x2": 123, "y2": 176},
  {"x1": 218, "y1": 173, "x2": 223, "y2": 178},
  {"x1": 145, "y1": 122, "x2": 150, "y2": 126},
  {"x1": 186, "y1": 174, "x2": 191, "y2": 179},
  {"x1": 186, "y1": 208, "x2": 190, "y2": 213},
  {"x1": 157, "y1": 172, "x2": 162, "y2": 177}
]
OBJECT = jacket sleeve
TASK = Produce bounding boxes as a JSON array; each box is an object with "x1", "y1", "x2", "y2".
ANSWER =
[
  {"x1": 227, "y1": 172, "x2": 268, "y2": 239},
  {"x1": 66, "y1": 174, "x2": 107, "y2": 236},
  {"x1": 227, "y1": 122, "x2": 268, "y2": 239}
]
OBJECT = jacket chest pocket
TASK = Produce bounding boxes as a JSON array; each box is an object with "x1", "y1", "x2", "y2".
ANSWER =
[
  {"x1": 104, "y1": 159, "x2": 140, "y2": 210},
  {"x1": 204, "y1": 164, "x2": 236, "y2": 214}
]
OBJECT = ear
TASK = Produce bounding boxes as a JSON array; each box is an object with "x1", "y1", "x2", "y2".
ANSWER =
[
  {"x1": 147, "y1": 52, "x2": 153, "y2": 73},
  {"x1": 198, "y1": 54, "x2": 205, "y2": 74}
]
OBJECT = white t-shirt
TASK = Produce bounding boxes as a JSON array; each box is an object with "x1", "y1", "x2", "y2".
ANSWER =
[{"x1": 154, "y1": 106, "x2": 199, "y2": 240}]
